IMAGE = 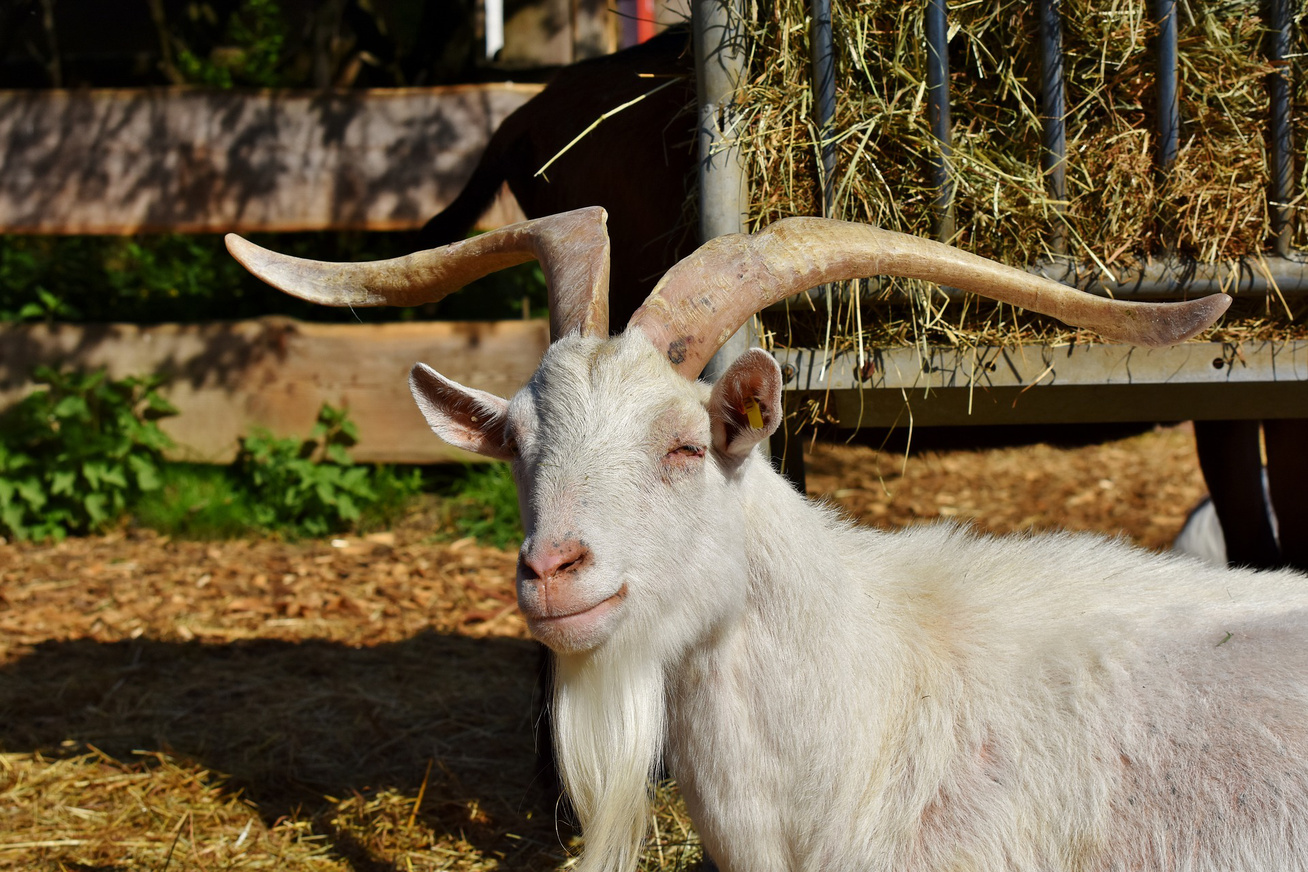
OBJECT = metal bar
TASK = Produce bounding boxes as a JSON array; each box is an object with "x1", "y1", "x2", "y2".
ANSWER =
[
  {"x1": 811, "y1": 0, "x2": 837, "y2": 217},
  {"x1": 1026, "y1": 255, "x2": 1308, "y2": 300},
  {"x1": 693, "y1": 0, "x2": 751, "y2": 382},
  {"x1": 1268, "y1": 0, "x2": 1295, "y2": 257},
  {"x1": 794, "y1": 0, "x2": 837, "y2": 492},
  {"x1": 1038, "y1": 0, "x2": 1067, "y2": 257},
  {"x1": 925, "y1": 0, "x2": 955, "y2": 242},
  {"x1": 1154, "y1": 0, "x2": 1179, "y2": 171},
  {"x1": 771, "y1": 340, "x2": 1308, "y2": 427},
  {"x1": 775, "y1": 340, "x2": 1308, "y2": 391}
]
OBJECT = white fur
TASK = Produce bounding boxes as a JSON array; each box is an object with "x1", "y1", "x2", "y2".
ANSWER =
[
  {"x1": 412, "y1": 331, "x2": 1308, "y2": 872},
  {"x1": 1173, "y1": 496, "x2": 1228, "y2": 566}
]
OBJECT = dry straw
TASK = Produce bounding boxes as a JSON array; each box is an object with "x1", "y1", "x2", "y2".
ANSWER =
[{"x1": 739, "y1": 0, "x2": 1308, "y2": 351}]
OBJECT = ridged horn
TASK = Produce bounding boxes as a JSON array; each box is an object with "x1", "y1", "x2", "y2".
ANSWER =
[
  {"x1": 226, "y1": 207, "x2": 611, "y2": 340},
  {"x1": 627, "y1": 218, "x2": 1232, "y2": 378}
]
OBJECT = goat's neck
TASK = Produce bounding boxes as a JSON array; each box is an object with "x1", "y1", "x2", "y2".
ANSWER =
[
  {"x1": 665, "y1": 456, "x2": 900, "y2": 849},
  {"x1": 732, "y1": 454, "x2": 870, "y2": 651}
]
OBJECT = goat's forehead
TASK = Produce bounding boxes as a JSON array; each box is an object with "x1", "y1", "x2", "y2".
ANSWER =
[{"x1": 510, "y1": 332, "x2": 706, "y2": 429}]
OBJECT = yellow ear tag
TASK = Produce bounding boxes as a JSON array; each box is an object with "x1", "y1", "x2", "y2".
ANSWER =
[{"x1": 744, "y1": 398, "x2": 764, "y2": 430}]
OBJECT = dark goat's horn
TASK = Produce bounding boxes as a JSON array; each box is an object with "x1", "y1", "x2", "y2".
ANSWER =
[
  {"x1": 226, "y1": 207, "x2": 611, "y2": 340},
  {"x1": 628, "y1": 218, "x2": 1232, "y2": 378}
]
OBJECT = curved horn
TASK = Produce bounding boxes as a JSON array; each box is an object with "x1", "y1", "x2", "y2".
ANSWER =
[
  {"x1": 628, "y1": 218, "x2": 1232, "y2": 378},
  {"x1": 226, "y1": 207, "x2": 611, "y2": 340}
]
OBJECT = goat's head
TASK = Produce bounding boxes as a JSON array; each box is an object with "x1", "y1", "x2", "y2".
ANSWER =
[
  {"x1": 228, "y1": 207, "x2": 1229, "y2": 869},
  {"x1": 419, "y1": 327, "x2": 775, "y2": 657},
  {"x1": 228, "y1": 207, "x2": 1229, "y2": 654}
]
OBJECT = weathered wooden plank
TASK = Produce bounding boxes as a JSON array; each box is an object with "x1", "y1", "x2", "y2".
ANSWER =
[
  {"x1": 0, "y1": 319, "x2": 548, "y2": 463},
  {"x1": 776, "y1": 340, "x2": 1308, "y2": 427},
  {"x1": 0, "y1": 86, "x2": 539, "y2": 235}
]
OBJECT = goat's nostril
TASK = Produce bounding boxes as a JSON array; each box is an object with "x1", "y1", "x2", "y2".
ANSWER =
[{"x1": 524, "y1": 540, "x2": 590, "y2": 580}]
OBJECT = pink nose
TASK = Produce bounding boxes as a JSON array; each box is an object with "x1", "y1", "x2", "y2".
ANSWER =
[{"x1": 521, "y1": 539, "x2": 590, "y2": 582}]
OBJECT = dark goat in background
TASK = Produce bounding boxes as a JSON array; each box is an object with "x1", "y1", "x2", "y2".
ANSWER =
[{"x1": 420, "y1": 27, "x2": 697, "y2": 327}]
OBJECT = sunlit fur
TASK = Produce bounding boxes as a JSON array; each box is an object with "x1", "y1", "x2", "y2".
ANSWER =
[{"x1": 413, "y1": 331, "x2": 1308, "y2": 872}]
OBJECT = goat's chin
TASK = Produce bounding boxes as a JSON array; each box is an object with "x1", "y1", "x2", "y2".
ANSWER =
[
  {"x1": 527, "y1": 584, "x2": 629, "y2": 653},
  {"x1": 553, "y1": 647, "x2": 666, "y2": 872}
]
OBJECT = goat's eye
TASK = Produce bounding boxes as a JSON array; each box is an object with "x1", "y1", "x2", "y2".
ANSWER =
[{"x1": 660, "y1": 437, "x2": 707, "y2": 482}]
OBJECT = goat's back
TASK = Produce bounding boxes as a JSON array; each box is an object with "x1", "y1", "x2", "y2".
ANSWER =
[{"x1": 866, "y1": 525, "x2": 1308, "y2": 870}]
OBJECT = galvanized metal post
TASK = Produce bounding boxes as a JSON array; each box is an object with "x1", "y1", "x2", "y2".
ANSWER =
[
  {"x1": 771, "y1": 0, "x2": 839, "y2": 494},
  {"x1": 1038, "y1": 0, "x2": 1068, "y2": 257},
  {"x1": 925, "y1": 0, "x2": 955, "y2": 243},
  {"x1": 1268, "y1": 0, "x2": 1295, "y2": 257},
  {"x1": 694, "y1": 0, "x2": 750, "y2": 383},
  {"x1": 1153, "y1": 0, "x2": 1179, "y2": 249},
  {"x1": 1154, "y1": 0, "x2": 1179, "y2": 171},
  {"x1": 811, "y1": 0, "x2": 837, "y2": 216}
]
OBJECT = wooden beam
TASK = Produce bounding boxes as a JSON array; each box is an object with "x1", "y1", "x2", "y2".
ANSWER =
[
  {"x1": 775, "y1": 340, "x2": 1308, "y2": 427},
  {"x1": 0, "y1": 85, "x2": 539, "y2": 235},
  {"x1": 0, "y1": 319, "x2": 548, "y2": 463}
]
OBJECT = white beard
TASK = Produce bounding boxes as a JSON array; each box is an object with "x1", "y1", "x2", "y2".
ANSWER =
[{"x1": 552, "y1": 648, "x2": 667, "y2": 872}]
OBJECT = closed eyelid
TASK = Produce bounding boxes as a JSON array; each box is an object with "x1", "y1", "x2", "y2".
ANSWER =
[{"x1": 648, "y1": 403, "x2": 709, "y2": 457}]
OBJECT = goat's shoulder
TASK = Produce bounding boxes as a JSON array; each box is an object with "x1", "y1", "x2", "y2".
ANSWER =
[{"x1": 850, "y1": 521, "x2": 1308, "y2": 642}]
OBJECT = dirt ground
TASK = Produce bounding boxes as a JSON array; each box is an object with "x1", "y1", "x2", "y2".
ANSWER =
[{"x1": 0, "y1": 425, "x2": 1208, "y2": 870}]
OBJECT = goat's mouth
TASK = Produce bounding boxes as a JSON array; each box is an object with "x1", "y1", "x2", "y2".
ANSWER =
[{"x1": 525, "y1": 584, "x2": 629, "y2": 650}]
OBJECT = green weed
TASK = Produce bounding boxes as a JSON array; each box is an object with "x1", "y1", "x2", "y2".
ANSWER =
[
  {"x1": 233, "y1": 404, "x2": 424, "y2": 538},
  {"x1": 175, "y1": 0, "x2": 286, "y2": 88},
  {"x1": 0, "y1": 367, "x2": 517, "y2": 544},
  {"x1": 130, "y1": 463, "x2": 257, "y2": 540},
  {"x1": 0, "y1": 367, "x2": 177, "y2": 541},
  {"x1": 437, "y1": 463, "x2": 524, "y2": 549}
]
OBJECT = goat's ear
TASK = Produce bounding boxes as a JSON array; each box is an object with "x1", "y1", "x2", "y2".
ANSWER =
[
  {"x1": 708, "y1": 349, "x2": 783, "y2": 461},
  {"x1": 409, "y1": 363, "x2": 514, "y2": 461}
]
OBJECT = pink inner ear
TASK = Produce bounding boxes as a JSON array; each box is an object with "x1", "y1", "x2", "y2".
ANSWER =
[
  {"x1": 409, "y1": 364, "x2": 514, "y2": 461},
  {"x1": 710, "y1": 349, "x2": 783, "y2": 459}
]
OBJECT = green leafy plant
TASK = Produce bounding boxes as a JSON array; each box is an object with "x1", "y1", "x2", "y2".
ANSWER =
[
  {"x1": 4, "y1": 288, "x2": 80, "y2": 323},
  {"x1": 130, "y1": 463, "x2": 257, "y2": 540},
  {"x1": 234, "y1": 403, "x2": 422, "y2": 537},
  {"x1": 0, "y1": 368, "x2": 177, "y2": 541},
  {"x1": 175, "y1": 0, "x2": 287, "y2": 88},
  {"x1": 440, "y1": 462, "x2": 523, "y2": 549}
]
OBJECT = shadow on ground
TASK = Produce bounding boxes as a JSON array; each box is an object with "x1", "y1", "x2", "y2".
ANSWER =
[{"x1": 0, "y1": 630, "x2": 566, "y2": 869}]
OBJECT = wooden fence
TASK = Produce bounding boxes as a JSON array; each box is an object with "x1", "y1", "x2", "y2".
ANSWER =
[
  {"x1": 0, "y1": 85, "x2": 553, "y2": 462},
  {"x1": 0, "y1": 86, "x2": 537, "y2": 235}
]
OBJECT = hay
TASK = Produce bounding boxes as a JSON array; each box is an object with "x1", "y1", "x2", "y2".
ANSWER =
[
  {"x1": 739, "y1": 0, "x2": 1307, "y2": 350},
  {"x1": 0, "y1": 749, "x2": 335, "y2": 871}
]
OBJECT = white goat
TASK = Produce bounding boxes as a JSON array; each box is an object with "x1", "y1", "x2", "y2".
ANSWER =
[{"x1": 226, "y1": 209, "x2": 1308, "y2": 872}]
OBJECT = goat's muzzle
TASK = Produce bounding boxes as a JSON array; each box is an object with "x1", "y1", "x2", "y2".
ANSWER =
[{"x1": 517, "y1": 539, "x2": 629, "y2": 650}]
